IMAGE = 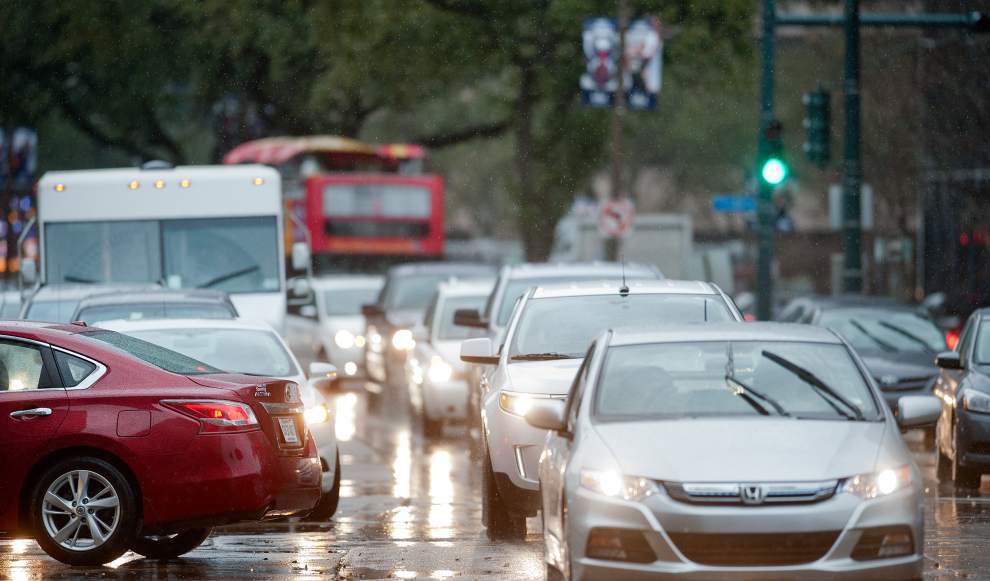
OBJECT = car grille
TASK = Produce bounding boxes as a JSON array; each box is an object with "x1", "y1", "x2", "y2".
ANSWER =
[
  {"x1": 880, "y1": 375, "x2": 934, "y2": 392},
  {"x1": 663, "y1": 480, "x2": 838, "y2": 506},
  {"x1": 667, "y1": 531, "x2": 841, "y2": 566}
]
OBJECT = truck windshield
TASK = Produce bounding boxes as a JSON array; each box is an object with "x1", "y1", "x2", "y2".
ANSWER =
[{"x1": 45, "y1": 217, "x2": 280, "y2": 294}]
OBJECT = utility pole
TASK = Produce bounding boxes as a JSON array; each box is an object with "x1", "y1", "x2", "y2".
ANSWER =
[
  {"x1": 842, "y1": 0, "x2": 863, "y2": 293},
  {"x1": 755, "y1": 0, "x2": 777, "y2": 321},
  {"x1": 605, "y1": 0, "x2": 629, "y2": 261}
]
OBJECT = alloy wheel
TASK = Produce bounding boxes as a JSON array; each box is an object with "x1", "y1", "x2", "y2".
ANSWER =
[{"x1": 41, "y1": 469, "x2": 121, "y2": 551}]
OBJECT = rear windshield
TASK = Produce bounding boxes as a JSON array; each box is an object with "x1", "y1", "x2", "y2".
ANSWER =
[
  {"x1": 78, "y1": 303, "x2": 235, "y2": 324},
  {"x1": 495, "y1": 275, "x2": 657, "y2": 326},
  {"x1": 80, "y1": 329, "x2": 221, "y2": 375}
]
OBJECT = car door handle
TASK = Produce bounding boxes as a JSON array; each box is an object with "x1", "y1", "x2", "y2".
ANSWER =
[{"x1": 10, "y1": 407, "x2": 53, "y2": 419}]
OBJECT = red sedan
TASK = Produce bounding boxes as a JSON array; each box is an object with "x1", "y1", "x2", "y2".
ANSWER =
[{"x1": 0, "y1": 321, "x2": 321, "y2": 565}]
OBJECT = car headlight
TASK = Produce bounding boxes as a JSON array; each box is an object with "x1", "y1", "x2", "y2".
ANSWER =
[
  {"x1": 580, "y1": 469, "x2": 657, "y2": 501},
  {"x1": 391, "y1": 329, "x2": 415, "y2": 351},
  {"x1": 367, "y1": 327, "x2": 383, "y2": 350},
  {"x1": 334, "y1": 329, "x2": 356, "y2": 349},
  {"x1": 841, "y1": 465, "x2": 912, "y2": 499},
  {"x1": 427, "y1": 356, "x2": 453, "y2": 383},
  {"x1": 304, "y1": 403, "x2": 330, "y2": 425},
  {"x1": 963, "y1": 389, "x2": 990, "y2": 414}
]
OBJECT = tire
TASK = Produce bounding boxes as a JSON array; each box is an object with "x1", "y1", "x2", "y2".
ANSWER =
[
  {"x1": 131, "y1": 528, "x2": 211, "y2": 559},
  {"x1": 936, "y1": 441, "x2": 952, "y2": 483},
  {"x1": 921, "y1": 425, "x2": 936, "y2": 452},
  {"x1": 481, "y1": 448, "x2": 526, "y2": 541},
  {"x1": 309, "y1": 450, "x2": 341, "y2": 521},
  {"x1": 952, "y1": 424, "x2": 983, "y2": 491},
  {"x1": 31, "y1": 457, "x2": 139, "y2": 566}
]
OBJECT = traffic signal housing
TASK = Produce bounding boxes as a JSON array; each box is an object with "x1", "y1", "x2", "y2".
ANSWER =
[
  {"x1": 803, "y1": 88, "x2": 831, "y2": 168},
  {"x1": 759, "y1": 120, "x2": 789, "y2": 187}
]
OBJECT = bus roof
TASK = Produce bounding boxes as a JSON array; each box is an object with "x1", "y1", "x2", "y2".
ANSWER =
[{"x1": 223, "y1": 136, "x2": 379, "y2": 165}]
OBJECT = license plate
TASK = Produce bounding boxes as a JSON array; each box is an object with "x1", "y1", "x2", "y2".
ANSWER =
[{"x1": 277, "y1": 417, "x2": 300, "y2": 445}]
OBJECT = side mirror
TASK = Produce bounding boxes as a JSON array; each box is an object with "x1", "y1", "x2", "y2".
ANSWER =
[
  {"x1": 362, "y1": 303, "x2": 384, "y2": 318},
  {"x1": 525, "y1": 399, "x2": 568, "y2": 432},
  {"x1": 290, "y1": 277, "x2": 311, "y2": 298},
  {"x1": 935, "y1": 351, "x2": 962, "y2": 370},
  {"x1": 291, "y1": 242, "x2": 311, "y2": 272},
  {"x1": 308, "y1": 361, "x2": 338, "y2": 393},
  {"x1": 460, "y1": 337, "x2": 498, "y2": 365},
  {"x1": 299, "y1": 304, "x2": 317, "y2": 319},
  {"x1": 454, "y1": 308, "x2": 487, "y2": 329},
  {"x1": 21, "y1": 258, "x2": 37, "y2": 284},
  {"x1": 897, "y1": 395, "x2": 941, "y2": 428}
]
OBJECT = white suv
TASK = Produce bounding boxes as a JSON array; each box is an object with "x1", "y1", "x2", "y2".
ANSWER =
[{"x1": 460, "y1": 280, "x2": 741, "y2": 539}]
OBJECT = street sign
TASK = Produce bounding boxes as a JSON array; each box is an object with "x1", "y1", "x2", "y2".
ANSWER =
[
  {"x1": 581, "y1": 17, "x2": 662, "y2": 109},
  {"x1": 712, "y1": 195, "x2": 756, "y2": 214},
  {"x1": 597, "y1": 199, "x2": 635, "y2": 238}
]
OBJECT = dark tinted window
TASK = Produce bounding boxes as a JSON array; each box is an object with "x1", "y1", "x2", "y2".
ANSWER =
[
  {"x1": 55, "y1": 351, "x2": 98, "y2": 387},
  {"x1": 80, "y1": 330, "x2": 220, "y2": 375}
]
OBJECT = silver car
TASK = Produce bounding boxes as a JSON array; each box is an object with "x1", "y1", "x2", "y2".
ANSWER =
[{"x1": 527, "y1": 323, "x2": 939, "y2": 580}]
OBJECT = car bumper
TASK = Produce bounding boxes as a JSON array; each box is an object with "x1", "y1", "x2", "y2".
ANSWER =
[
  {"x1": 957, "y1": 408, "x2": 990, "y2": 467},
  {"x1": 308, "y1": 420, "x2": 339, "y2": 493},
  {"x1": 565, "y1": 485, "x2": 923, "y2": 581},
  {"x1": 484, "y1": 403, "x2": 547, "y2": 492},
  {"x1": 141, "y1": 429, "x2": 322, "y2": 529},
  {"x1": 422, "y1": 378, "x2": 469, "y2": 420}
]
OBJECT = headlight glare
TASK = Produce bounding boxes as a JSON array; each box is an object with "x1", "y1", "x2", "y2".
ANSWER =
[
  {"x1": 580, "y1": 469, "x2": 657, "y2": 501},
  {"x1": 334, "y1": 329, "x2": 356, "y2": 349},
  {"x1": 427, "y1": 356, "x2": 453, "y2": 383},
  {"x1": 842, "y1": 465, "x2": 911, "y2": 499},
  {"x1": 304, "y1": 403, "x2": 329, "y2": 425},
  {"x1": 391, "y1": 329, "x2": 415, "y2": 351},
  {"x1": 963, "y1": 389, "x2": 990, "y2": 414},
  {"x1": 499, "y1": 392, "x2": 535, "y2": 417}
]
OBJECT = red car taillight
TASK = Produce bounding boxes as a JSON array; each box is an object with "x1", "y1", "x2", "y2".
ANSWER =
[
  {"x1": 162, "y1": 400, "x2": 259, "y2": 433},
  {"x1": 946, "y1": 329, "x2": 960, "y2": 351}
]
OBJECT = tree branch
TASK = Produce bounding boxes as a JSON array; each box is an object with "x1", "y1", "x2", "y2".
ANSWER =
[
  {"x1": 413, "y1": 118, "x2": 512, "y2": 148},
  {"x1": 420, "y1": 0, "x2": 492, "y2": 19},
  {"x1": 56, "y1": 94, "x2": 160, "y2": 162}
]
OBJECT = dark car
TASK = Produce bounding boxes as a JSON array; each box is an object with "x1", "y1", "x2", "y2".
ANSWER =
[
  {"x1": 70, "y1": 289, "x2": 239, "y2": 324},
  {"x1": 777, "y1": 295, "x2": 947, "y2": 417},
  {"x1": 362, "y1": 262, "x2": 494, "y2": 388},
  {"x1": 934, "y1": 308, "x2": 990, "y2": 490}
]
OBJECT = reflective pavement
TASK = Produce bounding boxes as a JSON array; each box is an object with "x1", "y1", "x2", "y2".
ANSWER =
[{"x1": 2, "y1": 387, "x2": 989, "y2": 579}]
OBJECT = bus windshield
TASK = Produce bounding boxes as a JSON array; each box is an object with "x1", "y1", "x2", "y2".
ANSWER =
[{"x1": 45, "y1": 217, "x2": 280, "y2": 294}]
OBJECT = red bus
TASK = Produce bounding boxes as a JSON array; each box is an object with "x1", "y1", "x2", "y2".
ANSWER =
[{"x1": 223, "y1": 136, "x2": 444, "y2": 271}]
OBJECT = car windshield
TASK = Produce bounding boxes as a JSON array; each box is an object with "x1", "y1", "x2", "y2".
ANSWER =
[
  {"x1": 595, "y1": 341, "x2": 880, "y2": 421},
  {"x1": 26, "y1": 299, "x2": 80, "y2": 323},
  {"x1": 322, "y1": 286, "x2": 382, "y2": 317},
  {"x1": 975, "y1": 321, "x2": 990, "y2": 365},
  {"x1": 820, "y1": 309, "x2": 946, "y2": 355},
  {"x1": 509, "y1": 294, "x2": 733, "y2": 359},
  {"x1": 495, "y1": 275, "x2": 655, "y2": 326},
  {"x1": 125, "y1": 328, "x2": 298, "y2": 377},
  {"x1": 383, "y1": 274, "x2": 455, "y2": 311},
  {"x1": 78, "y1": 303, "x2": 234, "y2": 324},
  {"x1": 80, "y1": 329, "x2": 221, "y2": 375},
  {"x1": 438, "y1": 295, "x2": 487, "y2": 340},
  {"x1": 45, "y1": 217, "x2": 281, "y2": 294}
]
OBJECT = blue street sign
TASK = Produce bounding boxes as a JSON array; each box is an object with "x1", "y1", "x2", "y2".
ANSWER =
[{"x1": 712, "y1": 195, "x2": 757, "y2": 214}]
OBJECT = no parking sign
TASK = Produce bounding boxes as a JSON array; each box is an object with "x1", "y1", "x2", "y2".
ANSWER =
[{"x1": 597, "y1": 199, "x2": 635, "y2": 238}]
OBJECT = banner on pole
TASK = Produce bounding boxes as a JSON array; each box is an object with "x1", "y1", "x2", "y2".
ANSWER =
[{"x1": 581, "y1": 16, "x2": 662, "y2": 110}]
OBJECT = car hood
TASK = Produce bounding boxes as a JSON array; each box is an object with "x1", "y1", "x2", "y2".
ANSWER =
[
  {"x1": 505, "y1": 359, "x2": 583, "y2": 395},
  {"x1": 595, "y1": 418, "x2": 886, "y2": 482},
  {"x1": 861, "y1": 355, "x2": 937, "y2": 381}
]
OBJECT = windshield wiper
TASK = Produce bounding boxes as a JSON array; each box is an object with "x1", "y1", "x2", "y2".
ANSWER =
[
  {"x1": 849, "y1": 320, "x2": 899, "y2": 353},
  {"x1": 510, "y1": 352, "x2": 580, "y2": 361},
  {"x1": 63, "y1": 274, "x2": 97, "y2": 284},
  {"x1": 197, "y1": 265, "x2": 261, "y2": 289},
  {"x1": 724, "y1": 344, "x2": 789, "y2": 417},
  {"x1": 761, "y1": 350, "x2": 864, "y2": 421},
  {"x1": 876, "y1": 321, "x2": 936, "y2": 354}
]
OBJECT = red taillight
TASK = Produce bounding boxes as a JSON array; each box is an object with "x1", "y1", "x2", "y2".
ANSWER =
[
  {"x1": 743, "y1": 312, "x2": 757, "y2": 322},
  {"x1": 946, "y1": 329, "x2": 960, "y2": 351},
  {"x1": 162, "y1": 400, "x2": 258, "y2": 433}
]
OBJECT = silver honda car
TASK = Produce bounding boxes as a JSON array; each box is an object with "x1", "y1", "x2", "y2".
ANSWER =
[{"x1": 527, "y1": 323, "x2": 940, "y2": 580}]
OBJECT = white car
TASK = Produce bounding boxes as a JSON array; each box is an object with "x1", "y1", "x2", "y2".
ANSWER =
[
  {"x1": 406, "y1": 279, "x2": 493, "y2": 437},
  {"x1": 97, "y1": 318, "x2": 342, "y2": 520},
  {"x1": 460, "y1": 280, "x2": 741, "y2": 540},
  {"x1": 529, "y1": 324, "x2": 936, "y2": 580},
  {"x1": 285, "y1": 275, "x2": 383, "y2": 377}
]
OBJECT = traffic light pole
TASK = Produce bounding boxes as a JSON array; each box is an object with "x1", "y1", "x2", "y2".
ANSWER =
[
  {"x1": 841, "y1": 0, "x2": 863, "y2": 292},
  {"x1": 755, "y1": 0, "x2": 777, "y2": 321}
]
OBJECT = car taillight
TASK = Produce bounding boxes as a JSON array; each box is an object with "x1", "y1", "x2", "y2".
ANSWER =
[
  {"x1": 946, "y1": 328, "x2": 960, "y2": 350},
  {"x1": 162, "y1": 400, "x2": 259, "y2": 433}
]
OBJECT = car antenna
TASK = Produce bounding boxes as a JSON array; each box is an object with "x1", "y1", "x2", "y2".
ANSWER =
[{"x1": 619, "y1": 257, "x2": 629, "y2": 297}]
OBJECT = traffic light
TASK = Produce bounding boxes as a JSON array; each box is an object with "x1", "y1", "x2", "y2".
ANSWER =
[
  {"x1": 803, "y1": 88, "x2": 831, "y2": 168},
  {"x1": 759, "y1": 120, "x2": 788, "y2": 187}
]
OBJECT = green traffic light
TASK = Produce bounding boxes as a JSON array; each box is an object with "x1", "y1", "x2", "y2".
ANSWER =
[{"x1": 761, "y1": 158, "x2": 788, "y2": 185}]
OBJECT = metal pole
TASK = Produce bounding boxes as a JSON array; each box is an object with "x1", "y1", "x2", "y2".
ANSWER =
[
  {"x1": 605, "y1": 0, "x2": 628, "y2": 261},
  {"x1": 756, "y1": 0, "x2": 776, "y2": 320},
  {"x1": 842, "y1": 0, "x2": 863, "y2": 292}
]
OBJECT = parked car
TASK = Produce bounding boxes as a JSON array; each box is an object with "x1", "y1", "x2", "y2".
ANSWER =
[
  {"x1": 406, "y1": 279, "x2": 493, "y2": 436},
  {"x1": 20, "y1": 283, "x2": 161, "y2": 323},
  {"x1": 97, "y1": 318, "x2": 341, "y2": 520},
  {"x1": 933, "y1": 307, "x2": 990, "y2": 490},
  {"x1": 0, "y1": 321, "x2": 321, "y2": 565},
  {"x1": 284, "y1": 274, "x2": 383, "y2": 378},
  {"x1": 460, "y1": 279, "x2": 741, "y2": 540},
  {"x1": 70, "y1": 289, "x2": 238, "y2": 325},
  {"x1": 363, "y1": 262, "x2": 494, "y2": 388},
  {"x1": 529, "y1": 323, "x2": 937, "y2": 580}
]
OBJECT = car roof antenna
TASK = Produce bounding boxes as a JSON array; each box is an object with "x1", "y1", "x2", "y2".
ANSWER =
[{"x1": 619, "y1": 257, "x2": 629, "y2": 297}]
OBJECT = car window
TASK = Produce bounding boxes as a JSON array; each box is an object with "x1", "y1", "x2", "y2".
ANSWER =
[
  {"x1": 957, "y1": 316, "x2": 976, "y2": 363},
  {"x1": 78, "y1": 303, "x2": 234, "y2": 324},
  {"x1": 80, "y1": 330, "x2": 221, "y2": 375},
  {"x1": 383, "y1": 274, "x2": 450, "y2": 311},
  {"x1": 126, "y1": 328, "x2": 298, "y2": 377},
  {"x1": 26, "y1": 299, "x2": 80, "y2": 323},
  {"x1": 321, "y1": 286, "x2": 382, "y2": 317},
  {"x1": 0, "y1": 340, "x2": 52, "y2": 391},
  {"x1": 437, "y1": 296, "x2": 487, "y2": 340},
  {"x1": 54, "y1": 350, "x2": 98, "y2": 387},
  {"x1": 974, "y1": 320, "x2": 990, "y2": 365},
  {"x1": 821, "y1": 309, "x2": 947, "y2": 355}
]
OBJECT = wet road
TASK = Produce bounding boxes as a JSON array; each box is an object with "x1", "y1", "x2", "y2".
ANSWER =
[{"x1": 2, "y1": 386, "x2": 990, "y2": 579}]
